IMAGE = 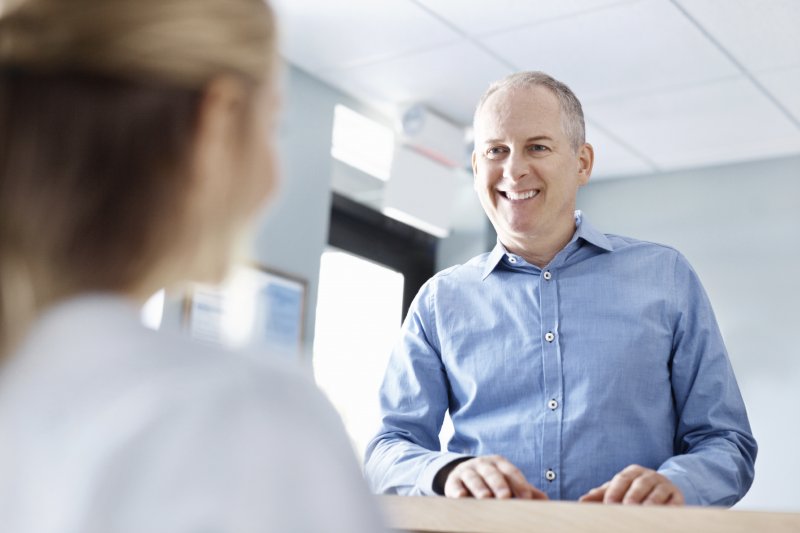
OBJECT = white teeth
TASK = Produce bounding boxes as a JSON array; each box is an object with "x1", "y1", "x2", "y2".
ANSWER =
[{"x1": 505, "y1": 189, "x2": 538, "y2": 200}]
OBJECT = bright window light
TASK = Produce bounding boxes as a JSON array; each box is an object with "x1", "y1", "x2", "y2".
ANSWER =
[
  {"x1": 140, "y1": 289, "x2": 165, "y2": 331},
  {"x1": 382, "y1": 206, "x2": 450, "y2": 238},
  {"x1": 313, "y1": 248, "x2": 404, "y2": 460},
  {"x1": 331, "y1": 104, "x2": 395, "y2": 181}
]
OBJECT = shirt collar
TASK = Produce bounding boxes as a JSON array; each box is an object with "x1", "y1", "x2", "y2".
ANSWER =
[
  {"x1": 574, "y1": 210, "x2": 614, "y2": 253},
  {"x1": 481, "y1": 211, "x2": 614, "y2": 280}
]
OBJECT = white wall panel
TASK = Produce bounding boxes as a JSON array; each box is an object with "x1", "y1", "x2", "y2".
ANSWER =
[
  {"x1": 675, "y1": 0, "x2": 800, "y2": 72},
  {"x1": 480, "y1": 0, "x2": 739, "y2": 103},
  {"x1": 589, "y1": 77, "x2": 800, "y2": 170},
  {"x1": 316, "y1": 41, "x2": 511, "y2": 125},
  {"x1": 422, "y1": 0, "x2": 635, "y2": 37},
  {"x1": 585, "y1": 121, "x2": 656, "y2": 178},
  {"x1": 272, "y1": 0, "x2": 460, "y2": 71},
  {"x1": 757, "y1": 66, "x2": 800, "y2": 123}
]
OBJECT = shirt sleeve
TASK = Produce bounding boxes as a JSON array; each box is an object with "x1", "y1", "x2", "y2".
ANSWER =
[
  {"x1": 657, "y1": 252, "x2": 757, "y2": 506},
  {"x1": 364, "y1": 280, "x2": 471, "y2": 496}
]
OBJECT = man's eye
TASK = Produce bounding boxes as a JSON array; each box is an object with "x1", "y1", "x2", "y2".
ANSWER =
[
  {"x1": 529, "y1": 144, "x2": 549, "y2": 152},
  {"x1": 486, "y1": 147, "x2": 507, "y2": 157}
]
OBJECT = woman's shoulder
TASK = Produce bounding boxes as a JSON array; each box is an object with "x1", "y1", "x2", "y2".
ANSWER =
[
  {"x1": 2, "y1": 293, "x2": 326, "y2": 430},
  {"x1": 0, "y1": 295, "x2": 385, "y2": 532}
]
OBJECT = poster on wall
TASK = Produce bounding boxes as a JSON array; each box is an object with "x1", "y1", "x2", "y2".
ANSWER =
[{"x1": 185, "y1": 264, "x2": 306, "y2": 358}]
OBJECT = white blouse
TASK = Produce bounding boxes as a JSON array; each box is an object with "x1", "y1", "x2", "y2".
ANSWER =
[{"x1": 0, "y1": 295, "x2": 385, "y2": 533}]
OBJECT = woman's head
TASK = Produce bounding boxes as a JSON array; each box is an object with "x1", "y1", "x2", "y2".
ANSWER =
[{"x1": 0, "y1": 0, "x2": 278, "y2": 354}]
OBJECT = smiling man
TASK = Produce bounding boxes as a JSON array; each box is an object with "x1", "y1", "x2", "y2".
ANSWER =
[{"x1": 364, "y1": 71, "x2": 757, "y2": 506}]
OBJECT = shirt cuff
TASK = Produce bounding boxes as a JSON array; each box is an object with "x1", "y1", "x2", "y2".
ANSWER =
[
  {"x1": 658, "y1": 467, "x2": 701, "y2": 505},
  {"x1": 416, "y1": 452, "x2": 473, "y2": 496}
]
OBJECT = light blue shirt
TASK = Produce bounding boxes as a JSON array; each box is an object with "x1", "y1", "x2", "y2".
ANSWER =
[{"x1": 365, "y1": 212, "x2": 756, "y2": 505}]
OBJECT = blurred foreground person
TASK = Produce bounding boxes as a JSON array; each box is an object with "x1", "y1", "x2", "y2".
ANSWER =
[{"x1": 0, "y1": 1, "x2": 384, "y2": 531}]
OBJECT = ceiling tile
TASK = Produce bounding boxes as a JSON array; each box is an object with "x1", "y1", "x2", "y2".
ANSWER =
[
  {"x1": 421, "y1": 0, "x2": 635, "y2": 37},
  {"x1": 588, "y1": 76, "x2": 800, "y2": 170},
  {"x1": 674, "y1": 0, "x2": 800, "y2": 72},
  {"x1": 271, "y1": 0, "x2": 460, "y2": 72},
  {"x1": 480, "y1": 0, "x2": 740, "y2": 103},
  {"x1": 316, "y1": 41, "x2": 512, "y2": 126},
  {"x1": 585, "y1": 121, "x2": 656, "y2": 179},
  {"x1": 757, "y1": 66, "x2": 800, "y2": 124}
]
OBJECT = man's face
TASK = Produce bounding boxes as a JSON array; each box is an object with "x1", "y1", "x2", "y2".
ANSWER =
[{"x1": 472, "y1": 86, "x2": 592, "y2": 249}]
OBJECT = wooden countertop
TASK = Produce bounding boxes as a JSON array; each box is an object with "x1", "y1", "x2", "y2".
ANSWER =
[{"x1": 378, "y1": 495, "x2": 800, "y2": 533}]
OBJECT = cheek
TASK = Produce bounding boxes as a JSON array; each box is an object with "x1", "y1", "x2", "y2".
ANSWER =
[
  {"x1": 241, "y1": 127, "x2": 277, "y2": 210},
  {"x1": 258, "y1": 142, "x2": 278, "y2": 202},
  {"x1": 474, "y1": 163, "x2": 496, "y2": 189}
]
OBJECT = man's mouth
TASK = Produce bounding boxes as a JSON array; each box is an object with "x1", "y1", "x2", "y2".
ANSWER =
[{"x1": 499, "y1": 189, "x2": 540, "y2": 201}]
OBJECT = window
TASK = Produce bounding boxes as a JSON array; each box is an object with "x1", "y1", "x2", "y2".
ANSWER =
[
  {"x1": 330, "y1": 104, "x2": 394, "y2": 181},
  {"x1": 313, "y1": 248, "x2": 404, "y2": 459}
]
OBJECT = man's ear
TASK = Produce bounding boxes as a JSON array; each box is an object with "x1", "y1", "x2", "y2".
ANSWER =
[
  {"x1": 471, "y1": 150, "x2": 478, "y2": 189},
  {"x1": 577, "y1": 142, "x2": 594, "y2": 186}
]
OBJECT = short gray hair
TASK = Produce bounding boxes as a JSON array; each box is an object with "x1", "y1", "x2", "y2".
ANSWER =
[{"x1": 473, "y1": 71, "x2": 585, "y2": 153}]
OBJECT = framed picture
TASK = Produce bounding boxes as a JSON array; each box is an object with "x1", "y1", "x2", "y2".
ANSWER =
[{"x1": 184, "y1": 264, "x2": 306, "y2": 358}]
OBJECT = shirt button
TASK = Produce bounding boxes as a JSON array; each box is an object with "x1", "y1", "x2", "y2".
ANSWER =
[
  {"x1": 545, "y1": 469, "x2": 557, "y2": 482},
  {"x1": 543, "y1": 271, "x2": 552, "y2": 280},
  {"x1": 508, "y1": 256, "x2": 517, "y2": 263},
  {"x1": 548, "y1": 399, "x2": 558, "y2": 410},
  {"x1": 545, "y1": 332, "x2": 555, "y2": 342}
]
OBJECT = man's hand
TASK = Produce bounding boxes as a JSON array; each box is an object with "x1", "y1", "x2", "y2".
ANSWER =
[
  {"x1": 443, "y1": 455, "x2": 548, "y2": 500},
  {"x1": 579, "y1": 464, "x2": 684, "y2": 505}
]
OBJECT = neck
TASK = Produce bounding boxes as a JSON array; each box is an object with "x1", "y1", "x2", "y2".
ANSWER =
[{"x1": 502, "y1": 216, "x2": 577, "y2": 268}]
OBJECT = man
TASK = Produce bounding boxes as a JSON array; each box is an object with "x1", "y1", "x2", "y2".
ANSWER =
[{"x1": 364, "y1": 71, "x2": 756, "y2": 506}]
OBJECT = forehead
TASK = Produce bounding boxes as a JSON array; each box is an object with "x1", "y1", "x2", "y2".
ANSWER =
[{"x1": 474, "y1": 85, "x2": 563, "y2": 142}]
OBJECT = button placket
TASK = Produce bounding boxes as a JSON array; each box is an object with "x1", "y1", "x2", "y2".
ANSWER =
[{"x1": 540, "y1": 262, "x2": 563, "y2": 499}]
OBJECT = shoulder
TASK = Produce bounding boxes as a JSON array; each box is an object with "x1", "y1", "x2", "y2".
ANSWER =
[
  {"x1": 0, "y1": 299, "x2": 383, "y2": 532},
  {"x1": 425, "y1": 251, "x2": 492, "y2": 287},
  {"x1": 605, "y1": 233, "x2": 681, "y2": 258},
  {"x1": 140, "y1": 329, "x2": 329, "y2": 423},
  {"x1": 600, "y1": 233, "x2": 692, "y2": 270},
  {"x1": 4, "y1": 294, "x2": 330, "y2": 437},
  {"x1": 406, "y1": 252, "x2": 491, "y2": 317}
]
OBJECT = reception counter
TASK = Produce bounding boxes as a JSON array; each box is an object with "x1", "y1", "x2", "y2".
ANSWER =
[{"x1": 379, "y1": 495, "x2": 800, "y2": 533}]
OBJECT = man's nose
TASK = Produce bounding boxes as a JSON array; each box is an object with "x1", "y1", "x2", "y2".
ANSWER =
[{"x1": 502, "y1": 151, "x2": 528, "y2": 182}]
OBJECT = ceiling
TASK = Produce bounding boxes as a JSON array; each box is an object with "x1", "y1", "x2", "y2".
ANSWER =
[{"x1": 271, "y1": 0, "x2": 800, "y2": 180}]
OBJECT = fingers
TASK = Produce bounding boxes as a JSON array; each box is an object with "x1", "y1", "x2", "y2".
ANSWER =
[
  {"x1": 667, "y1": 489, "x2": 685, "y2": 506},
  {"x1": 621, "y1": 471, "x2": 661, "y2": 504},
  {"x1": 444, "y1": 455, "x2": 547, "y2": 500},
  {"x1": 651, "y1": 484, "x2": 685, "y2": 506},
  {"x1": 641, "y1": 482, "x2": 672, "y2": 505},
  {"x1": 443, "y1": 474, "x2": 468, "y2": 498},
  {"x1": 495, "y1": 459, "x2": 547, "y2": 500},
  {"x1": 578, "y1": 482, "x2": 609, "y2": 503},
  {"x1": 462, "y1": 467, "x2": 496, "y2": 499},
  {"x1": 477, "y1": 459, "x2": 516, "y2": 498},
  {"x1": 579, "y1": 465, "x2": 685, "y2": 506},
  {"x1": 603, "y1": 464, "x2": 643, "y2": 503}
]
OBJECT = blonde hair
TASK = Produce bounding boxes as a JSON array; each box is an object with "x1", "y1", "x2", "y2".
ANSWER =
[{"x1": 0, "y1": 0, "x2": 276, "y2": 356}]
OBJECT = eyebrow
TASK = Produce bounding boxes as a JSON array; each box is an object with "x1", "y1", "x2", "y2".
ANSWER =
[{"x1": 481, "y1": 136, "x2": 555, "y2": 144}]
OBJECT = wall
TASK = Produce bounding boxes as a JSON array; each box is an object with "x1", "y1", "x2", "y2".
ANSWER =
[
  {"x1": 577, "y1": 155, "x2": 800, "y2": 512},
  {"x1": 436, "y1": 172, "x2": 494, "y2": 271},
  {"x1": 249, "y1": 65, "x2": 338, "y2": 358}
]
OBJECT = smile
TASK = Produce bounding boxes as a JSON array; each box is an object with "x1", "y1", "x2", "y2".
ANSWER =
[{"x1": 500, "y1": 189, "x2": 539, "y2": 201}]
